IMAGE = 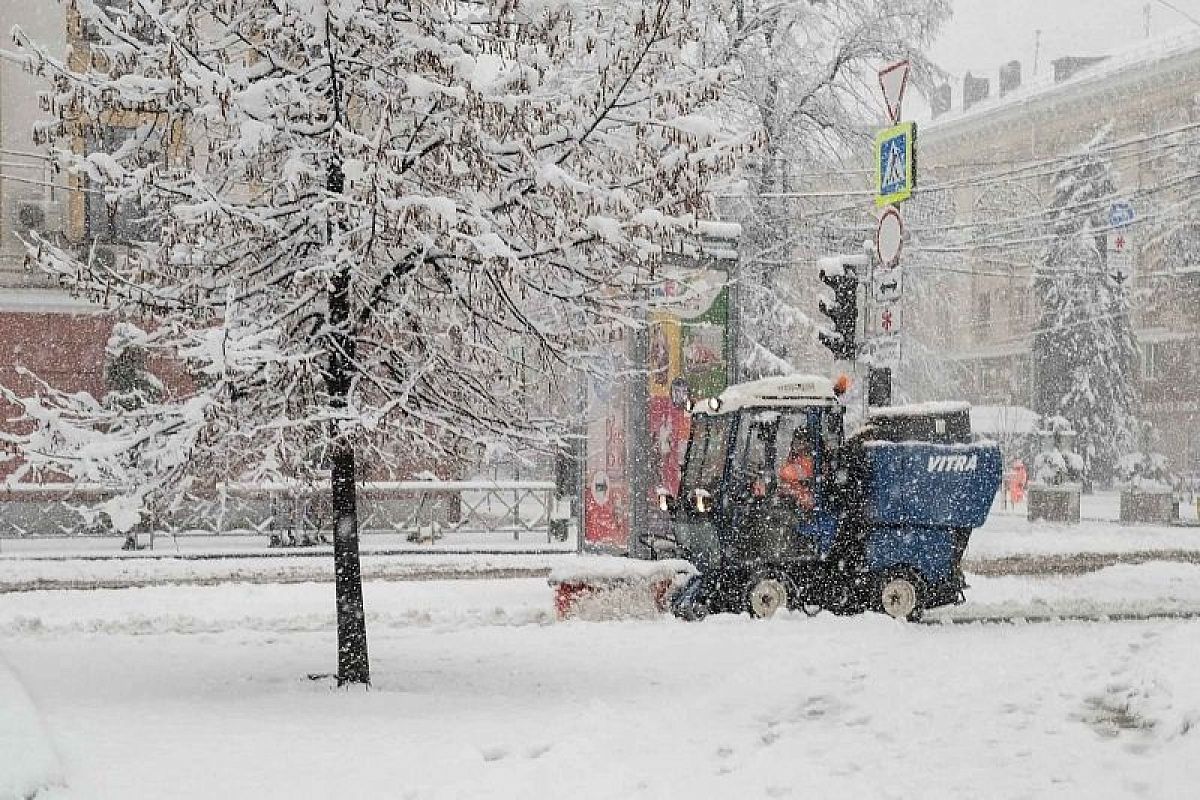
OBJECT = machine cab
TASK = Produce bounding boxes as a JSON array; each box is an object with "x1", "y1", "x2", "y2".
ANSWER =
[{"x1": 664, "y1": 375, "x2": 846, "y2": 570}]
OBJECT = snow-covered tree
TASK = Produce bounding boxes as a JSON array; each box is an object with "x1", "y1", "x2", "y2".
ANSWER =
[
  {"x1": 5, "y1": 0, "x2": 745, "y2": 684},
  {"x1": 695, "y1": 0, "x2": 949, "y2": 377},
  {"x1": 104, "y1": 321, "x2": 164, "y2": 412},
  {"x1": 1032, "y1": 127, "x2": 1139, "y2": 487}
]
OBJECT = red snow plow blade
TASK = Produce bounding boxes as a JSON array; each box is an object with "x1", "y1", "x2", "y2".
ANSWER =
[{"x1": 549, "y1": 558, "x2": 697, "y2": 620}]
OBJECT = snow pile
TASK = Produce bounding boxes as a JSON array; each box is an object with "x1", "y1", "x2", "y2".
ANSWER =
[
  {"x1": 0, "y1": 657, "x2": 62, "y2": 799},
  {"x1": 548, "y1": 557, "x2": 696, "y2": 621},
  {"x1": 547, "y1": 556, "x2": 695, "y2": 584}
]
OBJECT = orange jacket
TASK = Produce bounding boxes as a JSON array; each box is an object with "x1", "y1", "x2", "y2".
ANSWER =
[{"x1": 779, "y1": 455, "x2": 815, "y2": 510}]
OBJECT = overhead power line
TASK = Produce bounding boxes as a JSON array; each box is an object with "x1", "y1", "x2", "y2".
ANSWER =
[{"x1": 1152, "y1": 0, "x2": 1200, "y2": 28}]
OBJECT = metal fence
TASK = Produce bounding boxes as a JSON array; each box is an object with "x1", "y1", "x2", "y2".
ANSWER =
[
  {"x1": 227, "y1": 480, "x2": 570, "y2": 543},
  {"x1": 0, "y1": 479, "x2": 575, "y2": 545}
]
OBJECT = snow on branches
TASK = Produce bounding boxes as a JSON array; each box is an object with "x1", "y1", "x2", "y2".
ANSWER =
[
  {"x1": 692, "y1": 0, "x2": 950, "y2": 377},
  {"x1": 1033, "y1": 126, "x2": 1140, "y2": 486},
  {"x1": 7, "y1": 0, "x2": 749, "y2": 524}
]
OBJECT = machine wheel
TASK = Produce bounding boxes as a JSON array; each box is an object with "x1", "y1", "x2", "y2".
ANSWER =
[
  {"x1": 744, "y1": 571, "x2": 793, "y2": 619},
  {"x1": 876, "y1": 569, "x2": 925, "y2": 622},
  {"x1": 670, "y1": 574, "x2": 710, "y2": 622}
]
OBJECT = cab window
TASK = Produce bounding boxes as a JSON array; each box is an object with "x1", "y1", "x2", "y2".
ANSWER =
[
  {"x1": 731, "y1": 410, "x2": 810, "y2": 494},
  {"x1": 682, "y1": 413, "x2": 733, "y2": 495}
]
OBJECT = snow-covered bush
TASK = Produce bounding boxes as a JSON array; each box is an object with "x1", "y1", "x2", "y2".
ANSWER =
[
  {"x1": 1117, "y1": 452, "x2": 1175, "y2": 492},
  {"x1": 1031, "y1": 416, "x2": 1084, "y2": 486},
  {"x1": 1117, "y1": 422, "x2": 1179, "y2": 492}
]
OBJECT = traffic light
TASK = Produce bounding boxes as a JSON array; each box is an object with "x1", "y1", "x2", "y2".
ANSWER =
[{"x1": 818, "y1": 262, "x2": 859, "y2": 360}]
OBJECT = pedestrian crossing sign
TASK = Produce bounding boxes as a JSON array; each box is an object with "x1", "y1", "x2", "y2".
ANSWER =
[{"x1": 875, "y1": 122, "x2": 916, "y2": 207}]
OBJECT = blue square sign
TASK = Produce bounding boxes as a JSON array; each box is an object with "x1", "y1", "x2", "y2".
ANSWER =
[{"x1": 875, "y1": 122, "x2": 916, "y2": 207}]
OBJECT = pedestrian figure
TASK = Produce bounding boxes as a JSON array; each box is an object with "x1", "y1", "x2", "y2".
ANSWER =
[{"x1": 1010, "y1": 459, "x2": 1028, "y2": 505}]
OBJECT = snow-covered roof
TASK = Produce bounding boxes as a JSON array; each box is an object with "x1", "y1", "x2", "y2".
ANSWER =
[
  {"x1": 969, "y1": 405, "x2": 1039, "y2": 436},
  {"x1": 926, "y1": 27, "x2": 1200, "y2": 137},
  {"x1": 706, "y1": 374, "x2": 837, "y2": 414}
]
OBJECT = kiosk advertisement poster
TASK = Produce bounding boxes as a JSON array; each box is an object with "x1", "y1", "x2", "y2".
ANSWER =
[
  {"x1": 583, "y1": 339, "x2": 631, "y2": 550},
  {"x1": 647, "y1": 279, "x2": 729, "y2": 500},
  {"x1": 583, "y1": 271, "x2": 729, "y2": 554}
]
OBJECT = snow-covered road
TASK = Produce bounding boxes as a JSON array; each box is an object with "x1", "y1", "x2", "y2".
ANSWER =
[
  {"x1": 4, "y1": 510, "x2": 1200, "y2": 593},
  {"x1": 2, "y1": 572, "x2": 1199, "y2": 799}
]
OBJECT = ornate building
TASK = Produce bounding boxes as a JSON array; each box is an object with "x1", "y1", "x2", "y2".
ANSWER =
[{"x1": 913, "y1": 31, "x2": 1200, "y2": 472}]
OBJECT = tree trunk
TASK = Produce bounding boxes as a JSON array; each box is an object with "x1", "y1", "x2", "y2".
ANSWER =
[
  {"x1": 326, "y1": 159, "x2": 370, "y2": 686},
  {"x1": 330, "y1": 436, "x2": 369, "y2": 685}
]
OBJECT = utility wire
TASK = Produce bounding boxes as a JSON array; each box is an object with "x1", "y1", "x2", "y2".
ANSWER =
[{"x1": 1152, "y1": 0, "x2": 1200, "y2": 28}]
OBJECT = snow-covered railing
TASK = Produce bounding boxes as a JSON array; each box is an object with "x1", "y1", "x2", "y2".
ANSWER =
[
  {"x1": 0, "y1": 480, "x2": 573, "y2": 543},
  {"x1": 222, "y1": 479, "x2": 569, "y2": 543}
]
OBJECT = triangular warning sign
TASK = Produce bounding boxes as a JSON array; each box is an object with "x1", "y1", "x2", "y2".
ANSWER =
[
  {"x1": 879, "y1": 61, "x2": 909, "y2": 124},
  {"x1": 884, "y1": 141, "x2": 906, "y2": 189}
]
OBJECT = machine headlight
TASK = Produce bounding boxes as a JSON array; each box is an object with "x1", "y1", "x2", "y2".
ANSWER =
[
  {"x1": 706, "y1": 397, "x2": 723, "y2": 413},
  {"x1": 694, "y1": 488, "x2": 712, "y2": 514}
]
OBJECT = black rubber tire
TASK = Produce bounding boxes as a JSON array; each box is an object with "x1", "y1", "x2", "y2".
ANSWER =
[
  {"x1": 743, "y1": 570, "x2": 794, "y2": 619},
  {"x1": 670, "y1": 575, "x2": 710, "y2": 622},
  {"x1": 875, "y1": 568, "x2": 926, "y2": 622}
]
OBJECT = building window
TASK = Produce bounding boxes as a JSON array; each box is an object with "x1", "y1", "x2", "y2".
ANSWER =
[
  {"x1": 1164, "y1": 225, "x2": 1200, "y2": 276},
  {"x1": 976, "y1": 292, "x2": 992, "y2": 326},
  {"x1": 81, "y1": 0, "x2": 131, "y2": 42},
  {"x1": 84, "y1": 127, "x2": 160, "y2": 244},
  {"x1": 1142, "y1": 342, "x2": 1159, "y2": 382}
]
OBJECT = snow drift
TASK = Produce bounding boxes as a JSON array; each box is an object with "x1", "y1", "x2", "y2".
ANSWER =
[{"x1": 0, "y1": 656, "x2": 62, "y2": 799}]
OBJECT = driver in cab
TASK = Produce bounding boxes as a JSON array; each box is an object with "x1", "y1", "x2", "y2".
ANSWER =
[{"x1": 777, "y1": 433, "x2": 815, "y2": 514}]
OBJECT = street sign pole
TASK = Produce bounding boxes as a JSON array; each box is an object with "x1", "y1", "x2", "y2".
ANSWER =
[{"x1": 867, "y1": 61, "x2": 916, "y2": 406}]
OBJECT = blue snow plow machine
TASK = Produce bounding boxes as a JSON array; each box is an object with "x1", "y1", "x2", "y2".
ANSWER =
[{"x1": 658, "y1": 375, "x2": 1002, "y2": 621}]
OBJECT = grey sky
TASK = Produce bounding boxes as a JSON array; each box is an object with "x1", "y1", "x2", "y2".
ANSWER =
[{"x1": 932, "y1": 0, "x2": 1200, "y2": 82}]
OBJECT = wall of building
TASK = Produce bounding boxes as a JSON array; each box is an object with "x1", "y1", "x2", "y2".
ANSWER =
[
  {"x1": 916, "y1": 45, "x2": 1200, "y2": 471},
  {"x1": 0, "y1": 6, "x2": 67, "y2": 289}
]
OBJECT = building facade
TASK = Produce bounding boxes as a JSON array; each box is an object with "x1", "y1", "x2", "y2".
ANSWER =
[{"x1": 912, "y1": 32, "x2": 1200, "y2": 472}]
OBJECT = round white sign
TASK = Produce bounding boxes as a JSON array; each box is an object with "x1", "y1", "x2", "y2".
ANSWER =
[{"x1": 875, "y1": 207, "x2": 903, "y2": 268}]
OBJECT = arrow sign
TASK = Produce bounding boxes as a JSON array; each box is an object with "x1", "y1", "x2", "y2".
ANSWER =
[
  {"x1": 873, "y1": 270, "x2": 903, "y2": 304},
  {"x1": 879, "y1": 60, "x2": 910, "y2": 124}
]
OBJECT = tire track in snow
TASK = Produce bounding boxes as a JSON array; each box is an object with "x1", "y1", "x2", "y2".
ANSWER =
[
  {"x1": 964, "y1": 549, "x2": 1200, "y2": 576},
  {"x1": 924, "y1": 609, "x2": 1200, "y2": 626}
]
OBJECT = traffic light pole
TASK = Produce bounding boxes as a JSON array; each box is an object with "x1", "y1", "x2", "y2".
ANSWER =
[{"x1": 864, "y1": 244, "x2": 892, "y2": 407}]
